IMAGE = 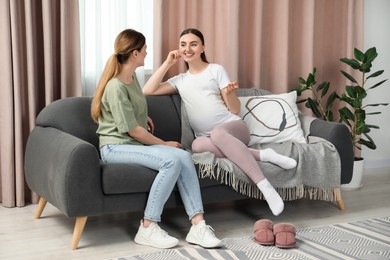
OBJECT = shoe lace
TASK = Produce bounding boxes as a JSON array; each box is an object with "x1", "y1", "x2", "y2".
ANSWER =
[
  {"x1": 151, "y1": 224, "x2": 170, "y2": 238},
  {"x1": 198, "y1": 224, "x2": 216, "y2": 238}
]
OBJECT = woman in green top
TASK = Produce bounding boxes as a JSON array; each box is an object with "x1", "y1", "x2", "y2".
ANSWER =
[{"x1": 90, "y1": 29, "x2": 221, "y2": 249}]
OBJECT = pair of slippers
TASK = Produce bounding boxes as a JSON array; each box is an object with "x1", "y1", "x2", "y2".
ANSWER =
[{"x1": 253, "y1": 219, "x2": 296, "y2": 248}]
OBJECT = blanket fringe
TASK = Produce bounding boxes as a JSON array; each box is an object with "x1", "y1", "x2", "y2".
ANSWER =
[{"x1": 197, "y1": 163, "x2": 340, "y2": 202}]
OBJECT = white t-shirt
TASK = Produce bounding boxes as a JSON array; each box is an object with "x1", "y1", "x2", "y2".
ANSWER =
[{"x1": 167, "y1": 63, "x2": 241, "y2": 137}]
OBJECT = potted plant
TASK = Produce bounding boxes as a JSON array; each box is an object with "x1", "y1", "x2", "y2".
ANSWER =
[
  {"x1": 337, "y1": 47, "x2": 388, "y2": 189},
  {"x1": 295, "y1": 47, "x2": 388, "y2": 190},
  {"x1": 295, "y1": 67, "x2": 338, "y2": 122}
]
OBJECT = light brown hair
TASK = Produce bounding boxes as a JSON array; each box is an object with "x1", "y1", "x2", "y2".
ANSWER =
[{"x1": 91, "y1": 29, "x2": 146, "y2": 122}]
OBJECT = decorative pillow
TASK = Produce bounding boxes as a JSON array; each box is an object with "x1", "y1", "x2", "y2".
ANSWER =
[{"x1": 238, "y1": 91, "x2": 306, "y2": 146}]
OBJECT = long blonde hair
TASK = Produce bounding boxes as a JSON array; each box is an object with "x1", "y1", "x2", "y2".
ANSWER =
[{"x1": 91, "y1": 29, "x2": 146, "y2": 122}]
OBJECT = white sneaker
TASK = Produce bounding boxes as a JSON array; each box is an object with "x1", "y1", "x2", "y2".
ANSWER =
[
  {"x1": 134, "y1": 220, "x2": 179, "y2": 249},
  {"x1": 186, "y1": 220, "x2": 222, "y2": 248}
]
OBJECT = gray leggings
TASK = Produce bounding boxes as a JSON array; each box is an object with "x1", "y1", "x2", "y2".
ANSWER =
[{"x1": 192, "y1": 119, "x2": 264, "y2": 183}]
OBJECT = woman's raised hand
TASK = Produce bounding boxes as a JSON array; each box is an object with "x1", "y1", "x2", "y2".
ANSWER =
[
  {"x1": 224, "y1": 82, "x2": 239, "y2": 94},
  {"x1": 166, "y1": 50, "x2": 181, "y2": 65}
]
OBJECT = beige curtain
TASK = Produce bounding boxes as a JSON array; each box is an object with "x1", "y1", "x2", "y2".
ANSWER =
[
  {"x1": 0, "y1": 0, "x2": 81, "y2": 208},
  {"x1": 154, "y1": 0, "x2": 363, "y2": 95}
]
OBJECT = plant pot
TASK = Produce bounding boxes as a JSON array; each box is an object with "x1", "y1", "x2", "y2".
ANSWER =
[{"x1": 341, "y1": 159, "x2": 364, "y2": 191}]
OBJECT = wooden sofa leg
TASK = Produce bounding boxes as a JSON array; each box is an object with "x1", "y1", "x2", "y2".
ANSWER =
[
  {"x1": 34, "y1": 197, "x2": 88, "y2": 250},
  {"x1": 337, "y1": 198, "x2": 346, "y2": 211},
  {"x1": 71, "y1": 216, "x2": 88, "y2": 250},
  {"x1": 34, "y1": 197, "x2": 47, "y2": 219},
  {"x1": 336, "y1": 193, "x2": 345, "y2": 210}
]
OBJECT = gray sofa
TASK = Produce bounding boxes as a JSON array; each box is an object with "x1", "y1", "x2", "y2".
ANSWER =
[{"x1": 24, "y1": 89, "x2": 353, "y2": 250}]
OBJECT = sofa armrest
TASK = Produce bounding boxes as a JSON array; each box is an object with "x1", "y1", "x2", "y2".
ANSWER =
[
  {"x1": 310, "y1": 119, "x2": 354, "y2": 184},
  {"x1": 25, "y1": 126, "x2": 103, "y2": 217}
]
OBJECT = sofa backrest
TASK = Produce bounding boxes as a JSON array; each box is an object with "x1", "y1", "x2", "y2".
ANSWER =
[
  {"x1": 236, "y1": 88, "x2": 271, "y2": 97},
  {"x1": 35, "y1": 94, "x2": 183, "y2": 150},
  {"x1": 34, "y1": 90, "x2": 274, "y2": 150},
  {"x1": 145, "y1": 94, "x2": 182, "y2": 142}
]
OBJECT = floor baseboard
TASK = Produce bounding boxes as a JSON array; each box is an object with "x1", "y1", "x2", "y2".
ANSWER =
[{"x1": 364, "y1": 159, "x2": 390, "y2": 169}]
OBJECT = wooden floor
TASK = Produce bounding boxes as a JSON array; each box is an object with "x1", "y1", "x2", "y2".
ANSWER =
[{"x1": 1, "y1": 167, "x2": 390, "y2": 260}]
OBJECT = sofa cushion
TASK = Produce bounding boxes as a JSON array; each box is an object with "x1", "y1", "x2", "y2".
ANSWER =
[
  {"x1": 238, "y1": 91, "x2": 306, "y2": 145},
  {"x1": 102, "y1": 163, "x2": 223, "y2": 195},
  {"x1": 102, "y1": 163, "x2": 157, "y2": 194}
]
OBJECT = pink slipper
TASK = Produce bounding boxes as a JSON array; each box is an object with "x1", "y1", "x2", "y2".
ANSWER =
[
  {"x1": 273, "y1": 223, "x2": 296, "y2": 248},
  {"x1": 253, "y1": 219, "x2": 274, "y2": 246}
]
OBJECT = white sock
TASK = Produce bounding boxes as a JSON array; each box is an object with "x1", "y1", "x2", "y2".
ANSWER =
[
  {"x1": 260, "y1": 148, "x2": 297, "y2": 169},
  {"x1": 193, "y1": 220, "x2": 206, "y2": 227},
  {"x1": 257, "y1": 179, "x2": 284, "y2": 216}
]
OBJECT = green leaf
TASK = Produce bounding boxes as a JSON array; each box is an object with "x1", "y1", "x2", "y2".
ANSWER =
[
  {"x1": 340, "y1": 70, "x2": 358, "y2": 84},
  {"x1": 359, "y1": 132, "x2": 377, "y2": 150},
  {"x1": 366, "y1": 111, "x2": 382, "y2": 115},
  {"x1": 365, "y1": 124, "x2": 380, "y2": 129},
  {"x1": 340, "y1": 58, "x2": 360, "y2": 70},
  {"x1": 345, "y1": 85, "x2": 358, "y2": 99},
  {"x1": 364, "y1": 132, "x2": 375, "y2": 142},
  {"x1": 354, "y1": 48, "x2": 365, "y2": 62},
  {"x1": 356, "y1": 108, "x2": 366, "y2": 119},
  {"x1": 352, "y1": 99, "x2": 362, "y2": 108},
  {"x1": 298, "y1": 77, "x2": 306, "y2": 85},
  {"x1": 345, "y1": 85, "x2": 366, "y2": 101},
  {"x1": 364, "y1": 47, "x2": 378, "y2": 63},
  {"x1": 368, "y1": 79, "x2": 388, "y2": 90},
  {"x1": 307, "y1": 98, "x2": 322, "y2": 118},
  {"x1": 339, "y1": 106, "x2": 354, "y2": 126},
  {"x1": 307, "y1": 73, "x2": 315, "y2": 85},
  {"x1": 365, "y1": 103, "x2": 388, "y2": 107},
  {"x1": 355, "y1": 122, "x2": 366, "y2": 135},
  {"x1": 359, "y1": 138, "x2": 376, "y2": 150},
  {"x1": 361, "y1": 62, "x2": 372, "y2": 73},
  {"x1": 362, "y1": 124, "x2": 371, "y2": 134},
  {"x1": 367, "y1": 70, "x2": 384, "y2": 79},
  {"x1": 355, "y1": 86, "x2": 367, "y2": 99},
  {"x1": 319, "y1": 82, "x2": 330, "y2": 97},
  {"x1": 339, "y1": 94, "x2": 353, "y2": 106},
  {"x1": 326, "y1": 92, "x2": 338, "y2": 110}
]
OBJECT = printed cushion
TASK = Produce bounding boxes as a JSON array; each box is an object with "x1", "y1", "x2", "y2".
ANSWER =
[{"x1": 238, "y1": 91, "x2": 306, "y2": 145}]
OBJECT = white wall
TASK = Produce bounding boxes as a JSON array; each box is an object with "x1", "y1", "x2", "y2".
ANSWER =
[{"x1": 363, "y1": 0, "x2": 390, "y2": 168}]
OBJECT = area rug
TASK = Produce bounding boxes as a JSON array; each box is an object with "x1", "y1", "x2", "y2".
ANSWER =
[{"x1": 112, "y1": 216, "x2": 390, "y2": 260}]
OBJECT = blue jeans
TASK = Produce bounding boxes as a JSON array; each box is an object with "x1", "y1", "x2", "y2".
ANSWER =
[{"x1": 100, "y1": 144, "x2": 204, "y2": 222}]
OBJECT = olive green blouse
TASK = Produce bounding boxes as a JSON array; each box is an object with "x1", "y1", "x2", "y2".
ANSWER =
[{"x1": 97, "y1": 76, "x2": 148, "y2": 147}]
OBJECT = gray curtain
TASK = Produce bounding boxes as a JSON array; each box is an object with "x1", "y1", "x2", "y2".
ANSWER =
[{"x1": 0, "y1": 0, "x2": 82, "y2": 208}]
